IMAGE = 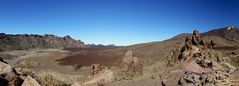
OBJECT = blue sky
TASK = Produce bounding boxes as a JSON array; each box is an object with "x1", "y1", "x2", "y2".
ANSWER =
[{"x1": 0, "y1": 0, "x2": 239, "y2": 45}]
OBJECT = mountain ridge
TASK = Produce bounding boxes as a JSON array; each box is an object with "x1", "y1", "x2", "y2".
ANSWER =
[
  {"x1": 1, "y1": 26, "x2": 239, "y2": 51},
  {"x1": 202, "y1": 26, "x2": 239, "y2": 42},
  {"x1": 0, "y1": 33, "x2": 85, "y2": 50}
]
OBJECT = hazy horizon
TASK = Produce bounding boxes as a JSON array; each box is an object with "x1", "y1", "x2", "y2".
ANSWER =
[{"x1": 1, "y1": 0, "x2": 239, "y2": 45}]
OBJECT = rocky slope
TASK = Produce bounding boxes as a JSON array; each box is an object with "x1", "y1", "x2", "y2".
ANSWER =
[
  {"x1": 0, "y1": 33, "x2": 85, "y2": 50},
  {"x1": 202, "y1": 26, "x2": 239, "y2": 42},
  {"x1": 201, "y1": 26, "x2": 239, "y2": 47}
]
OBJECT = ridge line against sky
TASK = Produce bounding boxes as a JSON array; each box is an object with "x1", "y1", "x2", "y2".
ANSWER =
[{"x1": 0, "y1": 0, "x2": 239, "y2": 46}]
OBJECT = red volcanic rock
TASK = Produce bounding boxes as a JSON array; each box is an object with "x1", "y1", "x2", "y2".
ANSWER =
[{"x1": 183, "y1": 60, "x2": 221, "y2": 74}]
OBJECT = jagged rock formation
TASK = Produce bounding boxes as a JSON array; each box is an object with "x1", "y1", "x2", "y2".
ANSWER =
[
  {"x1": 0, "y1": 33, "x2": 85, "y2": 50},
  {"x1": 162, "y1": 30, "x2": 238, "y2": 86},
  {"x1": 114, "y1": 50, "x2": 143, "y2": 81},
  {"x1": 121, "y1": 50, "x2": 143, "y2": 74}
]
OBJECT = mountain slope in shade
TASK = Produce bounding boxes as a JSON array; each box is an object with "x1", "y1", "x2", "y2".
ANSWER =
[
  {"x1": 0, "y1": 33, "x2": 85, "y2": 50},
  {"x1": 202, "y1": 26, "x2": 239, "y2": 47},
  {"x1": 202, "y1": 26, "x2": 239, "y2": 41}
]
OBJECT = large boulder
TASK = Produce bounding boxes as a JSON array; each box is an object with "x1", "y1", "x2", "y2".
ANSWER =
[
  {"x1": 21, "y1": 75, "x2": 40, "y2": 86},
  {"x1": 0, "y1": 62, "x2": 11, "y2": 74}
]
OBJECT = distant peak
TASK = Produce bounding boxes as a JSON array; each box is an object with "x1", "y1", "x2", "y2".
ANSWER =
[
  {"x1": 64, "y1": 35, "x2": 72, "y2": 39},
  {"x1": 226, "y1": 26, "x2": 237, "y2": 31},
  {"x1": 0, "y1": 33, "x2": 6, "y2": 36}
]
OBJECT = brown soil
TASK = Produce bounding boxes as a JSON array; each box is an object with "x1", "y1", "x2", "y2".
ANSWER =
[
  {"x1": 56, "y1": 48, "x2": 123, "y2": 67},
  {"x1": 214, "y1": 46, "x2": 239, "y2": 50}
]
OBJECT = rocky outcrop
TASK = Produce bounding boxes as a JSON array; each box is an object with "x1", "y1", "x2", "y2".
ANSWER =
[
  {"x1": 0, "y1": 57, "x2": 24, "y2": 86},
  {"x1": 169, "y1": 30, "x2": 219, "y2": 65},
  {"x1": 115, "y1": 50, "x2": 143, "y2": 81},
  {"x1": 178, "y1": 70, "x2": 232, "y2": 86},
  {"x1": 0, "y1": 33, "x2": 85, "y2": 50},
  {"x1": 162, "y1": 30, "x2": 238, "y2": 86},
  {"x1": 0, "y1": 62, "x2": 11, "y2": 75},
  {"x1": 121, "y1": 50, "x2": 143, "y2": 74}
]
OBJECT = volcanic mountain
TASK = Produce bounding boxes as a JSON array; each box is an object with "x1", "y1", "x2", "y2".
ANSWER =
[
  {"x1": 202, "y1": 26, "x2": 239, "y2": 47},
  {"x1": 203, "y1": 26, "x2": 239, "y2": 41}
]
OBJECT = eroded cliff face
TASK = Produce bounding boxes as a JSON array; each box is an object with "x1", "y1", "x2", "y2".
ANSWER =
[{"x1": 0, "y1": 33, "x2": 85, "y2": 50}]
